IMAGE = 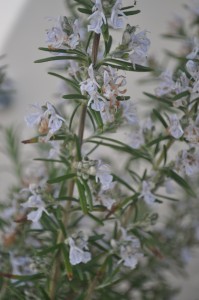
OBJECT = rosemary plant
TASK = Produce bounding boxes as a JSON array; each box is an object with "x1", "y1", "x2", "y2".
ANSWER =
[{"x1": 1, "y1": 1, "x2": 199, "y2": 300}]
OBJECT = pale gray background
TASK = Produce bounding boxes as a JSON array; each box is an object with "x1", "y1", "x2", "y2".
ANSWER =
[{"x1": 0, "y1": 1, "x2": 198, "y2": 299}]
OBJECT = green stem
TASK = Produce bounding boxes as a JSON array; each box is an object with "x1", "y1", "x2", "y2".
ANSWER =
[{"x1": 49, "y1": 32, "x2": 101, "y2": 300}]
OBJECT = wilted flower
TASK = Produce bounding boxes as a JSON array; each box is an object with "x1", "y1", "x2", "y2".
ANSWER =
[{"x1": 175, "y1": 149, "x2": 199, "y2": 176}]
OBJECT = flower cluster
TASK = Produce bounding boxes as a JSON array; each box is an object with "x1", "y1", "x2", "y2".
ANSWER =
[
  {"x1": 80, "y1": 64, "x2": 128, "y2": 123},
  {"x1": 46, "y1": 16, "x2": 80, "y2": 49}
]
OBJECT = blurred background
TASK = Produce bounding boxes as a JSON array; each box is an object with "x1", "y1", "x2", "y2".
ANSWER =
[{"x1": 0, "y1": 0, "x2": 198, "y2": 299}]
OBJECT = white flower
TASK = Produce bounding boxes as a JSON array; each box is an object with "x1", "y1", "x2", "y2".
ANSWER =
[
  {"x1": 176, "y1": 149, "x2": 199, "y2": 176},
  {"x1": 21, "y1": 184, "x2": 49, "y2": 223},
  {"x1": 186, "y1": 60, "x2": 199, "y2": 78},
  {"x1": 67, "y1": 232, "x2": 91, "y2": 265},
  {"x1": 186, "y1": 1, "x2": 199, "y2": 17},
  {"x1": 24, "y1": 103, "x2": 45, "y2": 127},
  {"x1": 139, "y1": 180, "x2": 156, "y2": 205},
  {"x1": 48, "y1": 141, "x2": 60, "y2": 158},
  {"x1": 167, "y1": 114, "x2": 184, "y2": 139},
  {"x1": 121, "y1": 100, "x2": 139, "y2": 125},
  {"x1": 114, "y1": 228, "x2": 143, "y2": 269},
  {"x1": 167, "y1": 14, "x2": 184, "y2": 35},
  {"x1": 80, "y1": 64, "x2": 100, "y2": 99},
  {"x1": 184, "y1": 123, "x2": 199, "y2": 144},
  {"x1": 174, "y1": 72, "x2": 190, "y2": 94},
  {"x1": 129, "y1": 29, "x2": 151, "y2": 67},
  {"x1": 88, "y1": 0, "x2": 106, "y2": 34},
  {"x1": 165, "y1": 178, "x2": 174, "y2": 194},
  {"x1": 68, "y1": 19, "x2": 80, "y2": 49},
  {"x1": 45, "y1": 16, "x2": 67, "y2": 49},
  {"x1": 155, "y1": 70, "x2": 175, "y2": 97},
  {"x1": 25, "y1": 102, "x2": 65, "y2": 140},
  {"x1": 95, "y1": 189, "x2": 116, "y2": 210},
  {"x1": 186, "y1": 37, "x2": 199, "y2": 60},
  {"x1": 10, "y1": 253, "x2": 34, "y2": 276},
  {"x1": 110, "y1": 0, "x2": 126, "y2": 29},
  {"x1": 46, "y1": 102, "x2": 65, "y2": 135},
  {"x1": 130, "y1": 129, "x2": 144, "y2": 149},
  {"x1": 95, "y1": 160, "x2": 113, "y2": 191}
]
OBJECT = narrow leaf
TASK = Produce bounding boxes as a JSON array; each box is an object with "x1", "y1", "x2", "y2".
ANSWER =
[
  {"x1": 162, "y1": 168, "x2": 195, "y2": 197},
  {"x1": 63, "y1": 94, "x2": 87, "y2": 100},
  {"x1": 123, "y1": 10, "x2": 141, "y2": 16},
  {"x1": 47, "y1": 173, "x2": 76, "y2": 184},
  {"x1": 48, "y1": 72, "x2": 80, "y2": 92},
  {"x1": 76, "y1": 179, "x2": 88, "y2": 214},
  {"x1": 35, "y1": 56, "x2": 85, "y2": 63},
  {"x1": 153, "y1": 109, "x2": 168, "y2": 128}
]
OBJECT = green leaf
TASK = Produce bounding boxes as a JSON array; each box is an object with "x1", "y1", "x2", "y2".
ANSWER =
[
  {"x1": 48, "y1": 72, "x2": 80, "y2": 92},
  {"x1": 172, "y1": 90, "x2": 190, "y2": 100},
  {"x1": 146, "y1": 135, "x2": 172, "y2": 147},
  {"x1": 76, "y1": 179, "x2": 88, "y2": 214},
  {"x1": 34, "y1": 158, "x2": 65, "y2": 163},
  {"x1": 55, "y1": 196, "x2": 78, "y2": 202},
  {"x1": 34, "y1": 56, "x2": 86, "y2": 64},
  {"x1": 37, "y1": 244, "x2": 60, "y2": 256},
  {"x1": 153, "y1": 109, "x2": 168, "y2": 128},
  {"x1": 87, "y1": 136, "x2": 151, "y2": 161},
  {"x1": 62, "y1": 94, "x2": 87, "y2": 100},
  {"x1": 101, "y1": 58, "x2": 152, "y2": 72},
  {"x1": 105, "y1": 35, "x2": 112, "y2": 56},
  {"x1": 61, "y1": 244, "x2": 73, "y2": 281},
  {"x1": 123, "y1": 9, "x2": 141, "y2": 16},
  {"x1": 113, "y1": 174, "x2": 136, "y2": 192},
  {"x1": 69, "y1": 103, "x2": 81, "y2": 131},
  {"x1": 146, "y1": 135, "x2": 170, "y2": 147},
  {"x1": 154, "y1": 193, "x2": 179, "y2": 202},
  {"x1": 116, "y1": 95, "x2": 130, "y2": 101},
  {"x1": 82, "y1": 179, "x2": 93, "y2": 210},
  {"x1": 74, "y1": 134, "x2": 82, "y2": 161},
  {"x1": 163, "y1": 144, "x2": 167, "y2": 165},
  {"x1": 38, "y1": 47, "x2": 87, "y2": 58},
  {"x1": 47, "y1": 173, "x2": 76, "y2": 184},
  {"x1": 87, "y1": 108, "x2": 96, "y2": 131},
  {"x1": 121, "y1": 5, "x2": 137, "y2": 10},
  {"x1": 162, "y1": 168, "x2": 196, "y2": 197},
  {"x1": 78, "y1": 7, "x2": 92, "y2": 14},
  {"x1": 0, "y1": 272, "x2": 45, "y2": 281},
  {"x1": 143, "y1": 92, "x2": 173, "y2": 106},
  {"x1": 88, "y1": 213, "x2": 104, "y2": 225},
  {"x1": 39, "y1": 288, "x2": 51, "y2": 300}
]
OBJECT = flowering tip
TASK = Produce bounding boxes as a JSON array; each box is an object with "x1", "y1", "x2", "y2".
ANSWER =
[
  {"x1": 149, "y1": 247, "x2": 164, "y2": 260},
  {"x1": 21, "y1": 137, "x2": 39, "y2": 144},
  {"x1": 3, "y1": 232, "x2": 18, "y2": 247},
  {"x1": 14, "y1": 214, "x2": 28, "y2": 223},
  {"x1": 67, "y1": 272, "x2": 73, "y2": 281}
]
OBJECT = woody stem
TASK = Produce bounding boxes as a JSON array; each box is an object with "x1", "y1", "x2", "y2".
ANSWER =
[{"x1": 49, "y1": 32, "x2": 101, "y2": 300}]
